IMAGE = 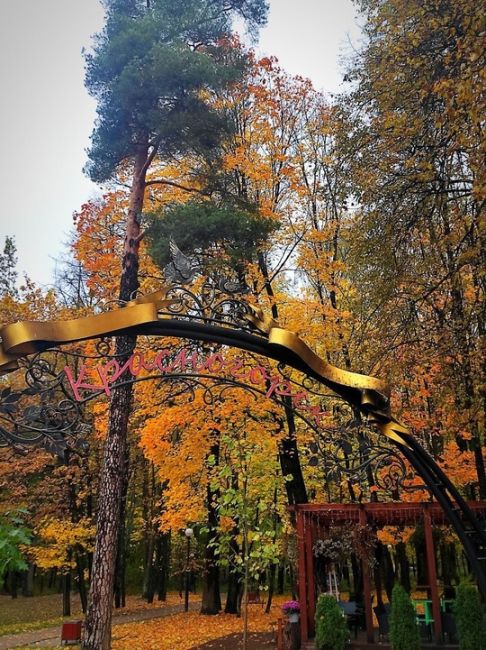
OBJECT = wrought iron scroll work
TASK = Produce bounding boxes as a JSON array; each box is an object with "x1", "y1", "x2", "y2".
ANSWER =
[
  {"x1": 0, "y1": 282, "x2": 421, "y2": 492},
  {"x1": 1, "y1": 282, "x2": 486, "y2": 601},
  {"x1": 0, "y1": 351, "x2": 88, "y2": 458},
  {"x1": 158, "y1": 283, "x2": 260, "y2": 334},
  {"x1": 0, "y1": 336, "x2": 411, "y2": 495}
]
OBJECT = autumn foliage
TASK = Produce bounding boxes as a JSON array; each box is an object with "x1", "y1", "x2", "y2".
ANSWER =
[{"x1": 1, "y1": 2, "x2": 485, "y2": 646}]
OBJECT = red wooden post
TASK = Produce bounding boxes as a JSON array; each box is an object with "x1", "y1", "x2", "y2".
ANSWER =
[
  {"x1": 276, "y1": 617, "x2": 284, "y2": 650},
  {"x1": 359, "y1": 507, "x2": 374, "y2": 643},
  {"x1": 423, "y1": 504, "x2": 443, "y2": 643},
  {"x1": 296, "y1": 507, "x2": 309, "y2": 641},
  {"x1": 305, "y1": 515, "x2": 316, "y2": 637}
]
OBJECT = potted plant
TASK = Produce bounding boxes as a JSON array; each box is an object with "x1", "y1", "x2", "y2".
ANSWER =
[{"x1": 282, "y1": 600, "x2": 300, "y2": 623}]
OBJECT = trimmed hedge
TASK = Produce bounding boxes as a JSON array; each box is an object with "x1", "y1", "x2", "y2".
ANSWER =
[
  {"x1": 389, "y1": 583, "x2": 420, "y2": 650},
  {"x1": 315, "y1": 594, "x2": 348, "y2": 650},
  {"x1": 455, "y1": 582, "x2": 486, "y2": 650}
]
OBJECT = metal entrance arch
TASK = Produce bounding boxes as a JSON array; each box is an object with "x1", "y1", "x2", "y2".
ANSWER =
[{"x1": 1, "y1": 282, "x2": 486, "y2": 600}]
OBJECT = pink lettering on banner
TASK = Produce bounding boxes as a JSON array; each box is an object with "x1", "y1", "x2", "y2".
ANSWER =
[
  {"x1": 64, "y1": 346, "x2": 327, "y2": 425},
  {"x1": 227, "y1": 359, "x2": 246, "y2": 379},
  {"x1": 155, "y1": 349, "x2": 170, "y2": 371},
  {"x1": 97, "y1": 359, "x2": 121, "y2": 396},
  {"x1": 63, "y1": 365, "x2": 104, "y2": 402},
  {"x1": 249, "y1": 365, "x2": 269, "y2": 385},
  {"x1": 202, "y1": 353, "x2": 226, "y2": 373},
  {"x1": 265, "y1": 377, "x2": 292, "y2": 399},
  {"x1": 129, "y1": 352, "x2": 145, "y2": 375},
  {"x1": 165, "y1": 348, "x2": 199, "y2": 374}
]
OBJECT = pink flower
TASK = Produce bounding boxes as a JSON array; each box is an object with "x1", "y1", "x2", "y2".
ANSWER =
[{"x1": 282, "y1": 600, "x2": 300, "y2": 613}]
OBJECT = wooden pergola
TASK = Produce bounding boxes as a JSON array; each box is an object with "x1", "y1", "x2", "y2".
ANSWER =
[{"x1": 293, "y1": 501, "x2": 486, "y2": 644}]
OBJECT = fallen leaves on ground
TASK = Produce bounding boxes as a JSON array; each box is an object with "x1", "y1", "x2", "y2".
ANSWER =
[
  {"x1": 112, "y1": 596, "x2": 287, "y2": 650},
  {"x1": 115, "y1": 593, "x2": 186, "y2": 614}
]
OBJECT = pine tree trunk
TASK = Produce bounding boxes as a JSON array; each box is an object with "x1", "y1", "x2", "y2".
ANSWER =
[
  {"x1": 142, "y1": 459, "x2": 156, "y2": 602},
  {"x1": 82, "y1": 378, "x2": 133, "y2": 649},
  {"x1": 82, "y1": 145, "x2": 148, "y2": 650},
  {"x1": 114, "y1": 449, "x2": 130, "y2": 609},
  {"x1": 441, "y1": 214, "x2": 486, "y2": 497},
  {"x1": 225, "y1": 571, "x2": 242, "y2": 614}
]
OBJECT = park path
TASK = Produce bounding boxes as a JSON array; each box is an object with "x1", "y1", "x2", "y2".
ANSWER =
[{"x1": 0, "y1": 600, "x2": 200, "y2": 649}]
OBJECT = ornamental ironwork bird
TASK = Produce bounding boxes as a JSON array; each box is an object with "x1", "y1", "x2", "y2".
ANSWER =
[
  {"x1": 164, "y1": 238, "x2": 200, "y2": 284},
  {"x1": 164, "y1": 237, "x2": 249, "y2": 294}
]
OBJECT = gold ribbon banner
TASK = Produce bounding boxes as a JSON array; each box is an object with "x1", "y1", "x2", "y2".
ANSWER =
[
  {"x1": 0, "y1": 291, "x2": 173, "y2": 374},
  {"x1": 0, "y1": 289, "x2": 409, "y2": 446},
  {"x1": 246, "y1": 306, "x2": 409, "y2": 447},
  {"x1": 271, "y1": 330, "x2": 409, "y2": 446}
]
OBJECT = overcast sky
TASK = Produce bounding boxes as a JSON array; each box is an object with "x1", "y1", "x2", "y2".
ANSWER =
[{"x1": 0, "y1": 0, "x2": 362, "y2": 287}]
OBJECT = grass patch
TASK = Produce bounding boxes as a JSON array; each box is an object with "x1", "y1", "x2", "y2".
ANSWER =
[
  {"x1": 0, "y1": 591, "x2": 186, "y2": 638},
  {"x1": 0, "y1": 592, "x2": 83, "y2": 632},
  {"x1": 0, "y1": 616, "x2": 67, "y2": 637}
]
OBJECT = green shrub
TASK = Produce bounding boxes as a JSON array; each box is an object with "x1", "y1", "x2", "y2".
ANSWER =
[
  {"x1": 315, "y1": 594, "x2": 348, "y2": 650},
  {"x1": 455, "y1": 582, "x2": 486, "y2": 650},
  {"x1": 389, "y1": 583, "x2": 420, "y2": 650}
]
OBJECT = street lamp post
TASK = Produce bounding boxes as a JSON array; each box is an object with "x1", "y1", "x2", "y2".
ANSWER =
[{"x1": 184, "y1": 527, "x2": 194, "y2": 612}]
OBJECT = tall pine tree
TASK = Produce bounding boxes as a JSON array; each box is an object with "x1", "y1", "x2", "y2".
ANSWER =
[{"x1": 82, "y1": 2, "x2": 268, "y2": 648}]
